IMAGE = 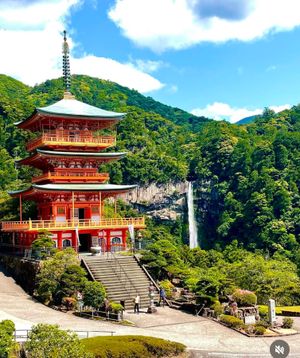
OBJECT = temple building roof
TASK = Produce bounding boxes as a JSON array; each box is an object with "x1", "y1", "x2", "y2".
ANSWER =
[
  {"x1": 36, "y1": 97, "x2": 125, "y2": 119},
  {"x1": 36, "y1": 149, "x2": 127, "y2": 158},
  {"x1": 17, "y1": 149, "x2": 127, "y2": 170},
  {"x1": 9, "y1": 183, "x2": 137, "y2": 198},
  {"x1": 15, "y1": 97, "x2": 125, "y2": 128}
]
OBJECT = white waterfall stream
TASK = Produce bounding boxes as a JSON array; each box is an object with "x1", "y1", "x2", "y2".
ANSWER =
[{"x1": 187, "y1": 182, "x2": 198, "y2": 249}]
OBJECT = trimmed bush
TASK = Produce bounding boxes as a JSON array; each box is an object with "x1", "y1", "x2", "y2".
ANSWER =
[
  {"x1": 258, "y1": 305, "x2": 268, "y2": 318},
  {"x1": 232, "y1": 289, "x2": 257, "y2": 307},
  {"x1": 81, "y1": 335, "x2": 186, "y2": 358},
  {"x1": 282, "y1": 317, "x2": 294, "y2": 329},
  {"x1": 219, "y1": 314, "x2": 244, "y2": 329},
  {"x1": 253, "y1": 325, "x2": 266, "y2": 335},
  {"x1": 211, "y1": 301, "x2": 224, "y2": 317},
  {"x1": 110, "y1": 302, "x2": 124, "y2": 313},
  {"x1": 255, "y1": 320, "x2": 270, "y2": 329}
]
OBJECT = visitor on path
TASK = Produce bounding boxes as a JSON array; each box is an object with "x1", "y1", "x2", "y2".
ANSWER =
[
  {"x1": 159, "y1": 287, "x2": 166, "y2": 307},
  {"x1": 134, "y1": 294, "x2": 140, "y2": 314}
]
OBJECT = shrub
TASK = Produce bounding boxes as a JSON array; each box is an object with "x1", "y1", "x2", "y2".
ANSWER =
[
  {"x1": 159, "y1": 279, "x2": 174, "y2": 299},
  {"x1": 219, "y1": 314, "x2": 244, "y2": 329},
  {"x1": 258, "y1": 305, "x2": 268, "y2": 318},
  {"x1": 31, "y1": 230, "x2": 57, "y2": 259},
  {"x1": 81, "y1": 335, "x2": 186, "y2": 358},
  {"x1": 82, "y1": 281, "x2": 106, "y2": 310},
  {"x1": 110, "y1": 302, "x2": 124, "y2": 313},
  {"x1": 211, "y1": 301, "x2": 224, "y2": 317},
  {"x1": 25, "y1": 324, "x2": 92, "y2": 358},
  {"x1": 255, "y1": 320, "x2": 270, "y2": 329},
  {"x1": 282, "y1": 317, "x2": 294, "y2": 329},
  {"x1": 0, "y1": 320, "x2": 15, "y2": 358},
  {"x1": 253, "y1": 325, "x2": 266, "y2": 335},
  {"x1": 62, "y1": 296, "x2": 77, "y2": 310},
  {"x1": 232, "y1": 289, "x2": 257, "y2": 306}
]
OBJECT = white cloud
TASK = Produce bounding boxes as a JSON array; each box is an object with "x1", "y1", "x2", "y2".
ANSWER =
[
  {"x1": 108, "y1": 0, "x2": 300, "y2": 52},
  {"x1": 73, "y1": 56, "x2": 164, "y2": 93},
  {"x1": 0, "y1": 0, "x2": 164, "y2": 93},
  {"x1": 191, "y1": 102, "x2": 291, "y2": 123},
  {"x1": 128, "y1": 59, "x2": 166, "y2": 73}
]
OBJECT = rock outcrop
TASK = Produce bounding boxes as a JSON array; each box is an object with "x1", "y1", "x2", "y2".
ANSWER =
[{"x1": 120, "y1": 182, "x2": 188, "y2": 221}]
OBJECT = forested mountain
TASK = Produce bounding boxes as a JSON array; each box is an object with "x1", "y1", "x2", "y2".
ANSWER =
[{"x1": 0, "y1": 74, "x2": 299, "y2": 265}]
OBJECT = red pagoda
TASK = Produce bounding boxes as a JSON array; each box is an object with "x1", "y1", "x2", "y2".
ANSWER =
[{"x1": 1, "y1": 32, "x2": 145, "y2": 253}]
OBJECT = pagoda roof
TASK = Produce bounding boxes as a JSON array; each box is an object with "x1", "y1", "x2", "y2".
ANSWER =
[
  {"x1": 17, "y1": 149, "x2": 127, "y2": 169},
  {"x1": 16, "y1": 97, "x2": 125, "y2": 128},
  {"x1": 36, "y1": 149, "x2": 127, "y2": 158},
  {"x1": 36, "y1": 98, "x2": 125, "y2": 118},
  {"x1": 9, "y1": 183, "x2": 137, "y2": 197}
]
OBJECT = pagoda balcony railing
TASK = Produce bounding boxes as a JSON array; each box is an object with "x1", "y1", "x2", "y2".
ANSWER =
[
  {"x1": 27, "y1": 133, "x2": 116, "y2": 151},
  {"x1": 1, "y1": 217, "x2": 145, "y2": 232},
  {"x1": 32, "y1": 171, "x2": 110, "y2": 183}
]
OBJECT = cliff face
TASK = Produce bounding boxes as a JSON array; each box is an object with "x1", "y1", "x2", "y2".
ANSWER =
[{"x1": 120, "y1": 182, "x2": 189, "y2": 220}]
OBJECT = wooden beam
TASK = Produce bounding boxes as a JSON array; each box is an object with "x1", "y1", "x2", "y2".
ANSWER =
[
  {"x1": 72, "y1": 191, "x2": 75, "y2": 226},
  {"x1": 99, "y1": 191, "x2": 102, "y2": 220},
  {"x1": 19, "y1": 195, "x2": 22, "y2": 221}
]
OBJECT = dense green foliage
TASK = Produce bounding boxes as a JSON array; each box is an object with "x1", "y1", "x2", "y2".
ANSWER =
[
  {"x1": 141, "y1": 234, "x2": 300, "y2": 305},
  {"x1": 25, "y1": 324, "x2": 92, "y2": 358},
  {"x1": 0, "y1": 320, "x2": 15, "y2": 358},
  {"x1": 81, "y1": 335, "x2": 185, "y2": 358}
]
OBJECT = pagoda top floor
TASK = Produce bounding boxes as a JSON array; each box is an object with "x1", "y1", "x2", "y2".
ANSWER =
[{"x1": 16, "y1": 96, "x2": 125, "y2": 131}]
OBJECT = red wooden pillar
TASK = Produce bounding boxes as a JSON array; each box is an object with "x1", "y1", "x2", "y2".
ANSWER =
[
  {"x1": 122, "y1": 229, "x2": 127, "y2": 249},
  {"x1": 106, "y1": 229, "x2": 111, "y2": 252},
  {"x1": 57, "y1": 231, "x2": 63, "y2": 250}
]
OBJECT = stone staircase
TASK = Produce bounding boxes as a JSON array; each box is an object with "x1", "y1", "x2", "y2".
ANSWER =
[{"x1": 81, "y1": 255, "x2": 158, "y2": 310}]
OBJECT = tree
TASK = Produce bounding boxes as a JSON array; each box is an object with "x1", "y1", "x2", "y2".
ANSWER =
[
  {"x1": 35, "y1": 248, "x2": 84, "y2": 305},
  {"x1": 25, "y1": 324, "x2": 92, "y2": 358},
  {"x1": 31, "y1": 229, "x2": 57, "y2": 258},
  {"x1": 0, "y1": 320, "x2": 15, "y2": 358},
  {"x1": 82, "y1": 281, "x2": 106, "y2": 310}
]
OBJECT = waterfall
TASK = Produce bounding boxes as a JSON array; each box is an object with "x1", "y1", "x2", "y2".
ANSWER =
[{"x1": 187, "y1": 182, "x2": 198, "y2": 249}]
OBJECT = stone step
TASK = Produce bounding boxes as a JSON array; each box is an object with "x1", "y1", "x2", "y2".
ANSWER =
[{"x1": 82, "y1": 256, "x2": 158, "y2": 311}]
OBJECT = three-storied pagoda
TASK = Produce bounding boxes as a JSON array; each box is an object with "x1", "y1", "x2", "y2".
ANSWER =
[{"x1": 1, "y1": 32, "x2": 145, "y2": 253}]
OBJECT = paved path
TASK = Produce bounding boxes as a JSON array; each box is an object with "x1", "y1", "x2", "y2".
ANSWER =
[{"x1": 1, "y1": 266, "x2": 300, "y2": 357}]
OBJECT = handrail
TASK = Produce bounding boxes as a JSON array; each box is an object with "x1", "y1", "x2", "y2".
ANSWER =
[
  {"x1": 27, "y1": 133, "x2": 116, "y2": 150},
  {"x1": 32, "y1": 171, "x2": 109, "y2": 183},
  {"x1": 1, "y1": 217, "x2": 145, "y2": 231},
  {"x1": 14, "y1": 329, "x2": 115, "y2": 341},
  {"x1": 108, "y1": 253, "x2": 139, "y2": 301},
  {"x1": 81, "y1": 258, "x2": 96, "y2": 281},
  {"x1": 134, "y1": 255, "x2": 169, "y2": 306}
]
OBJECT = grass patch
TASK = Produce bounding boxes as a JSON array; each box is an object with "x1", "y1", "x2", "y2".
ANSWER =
[{"x1": 81, "y1": 335, "x2": 186, "y2": 358}]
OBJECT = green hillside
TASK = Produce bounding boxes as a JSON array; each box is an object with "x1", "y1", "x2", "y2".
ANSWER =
[{"x1": 0, "y1": 75, "x2": 299, "y2": 265}]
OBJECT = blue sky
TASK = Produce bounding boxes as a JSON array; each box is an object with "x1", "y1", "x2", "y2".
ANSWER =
[{"x1": 1, "y1": 0, "x2": 300, "y2": 122}]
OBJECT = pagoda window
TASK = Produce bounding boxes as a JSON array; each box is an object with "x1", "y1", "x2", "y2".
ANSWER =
[{"x1": 57, "y1": 207, "x2": 66, "y2": 215}]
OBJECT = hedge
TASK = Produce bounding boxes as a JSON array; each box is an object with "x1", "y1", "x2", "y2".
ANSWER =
[
  {"x1": 81, "y1": 335, "x2": 186, "y2": 358},
  {"x1": 219, "y1": 315, "x2": 244, "y2": 329}
]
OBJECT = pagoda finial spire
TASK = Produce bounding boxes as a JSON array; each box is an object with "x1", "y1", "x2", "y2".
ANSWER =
[{"x1": 62, "y1": 30, "x2": 73, "y2": 98}]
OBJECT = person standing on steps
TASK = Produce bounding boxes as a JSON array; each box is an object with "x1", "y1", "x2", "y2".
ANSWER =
[
  {"x1": 134, "y1": 294, "x2": 140, "y2": 314},
  {"x1": 159, "y1": 287, "x2": 166, "y2": 307}
]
